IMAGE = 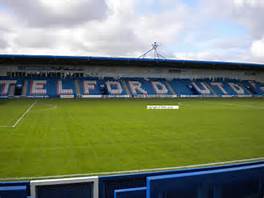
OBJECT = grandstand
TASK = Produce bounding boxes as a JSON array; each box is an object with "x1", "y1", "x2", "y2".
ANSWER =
[
  {"x1": 0, "y1": 54, "x2": 264, "y2": 198},
  {"x1": 0, "y1": 55, "x2": 263, "y2": 98}
]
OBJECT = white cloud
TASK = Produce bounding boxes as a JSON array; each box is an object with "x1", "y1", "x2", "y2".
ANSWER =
[
  {"x1": 174, "y1": 49, "x2": 251, "y2": 63},
  {"x1": 0, "y1": 0, "x2": 263, "y2": 63},
  {"x1": 173, "y1": 0, "x2": 264, "y2": 63},
  {"x1": 0, "y1": 0, "x2": 108, "y2": 27},
  {"x1": 234, "y1": 0, "x2": 264, "y2": 7},
  {"x1": 251, "y1": 37, "x2": 264, "y2": 60},
  {"x1": 0, "y1": 35, "x2": 8, "y2": 49}
]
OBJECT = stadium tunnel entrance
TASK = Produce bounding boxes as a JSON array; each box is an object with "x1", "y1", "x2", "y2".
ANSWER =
[{"x1": 14, "y1": 84, "x2": 23, "y2": 96}]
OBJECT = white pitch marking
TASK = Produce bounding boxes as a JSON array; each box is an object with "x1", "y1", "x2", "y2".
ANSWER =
[
  {"x1": 219, "y1": 102, "x2": 264, "y2": 110},
  {"x1": 11, "y1": 101, "x2": 37, "y2": 128},
  {"x1": 0, "y1": 101, "x2": 37, "y2": 128},
  {"x1": 34, "y1": 104, "x2": 57, "y2": 112},
  {"x1": 0, "y1": 156, "x2": 263, "y2": 181}
]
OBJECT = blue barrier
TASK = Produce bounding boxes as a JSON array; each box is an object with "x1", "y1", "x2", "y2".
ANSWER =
[
  {"x1": 0, "y1": 182, "x2": 30, "y2": 196},
  {"x1": 99, "y1": 160, "x2": 264, "y2": 198},
  {"x1": 36, "y1": 182, "x2": 93, "y2": 198},
  {"x1": 0, "y1": 186, "x2": 27, "y2": 198},
  {"x1": 114, "y1": 187, "x2": 146, "y2": 198},
  {"x1": 147, "y1": 163, "x2": 264, "y2": 198},
  {"x1": 1, "y1": 161, "x2": 264, "y2": 198}
]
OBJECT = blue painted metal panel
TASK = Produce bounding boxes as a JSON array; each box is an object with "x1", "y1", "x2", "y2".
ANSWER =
[
  {"x1": 36, "y1": 182, "x2": 93, "y2": 198},
  {"x1": 0, "y1": 182, "x2": 30, "y2": 195},
  {"x1": 114, "y1": 187, "x2": 146, "y2": 198},
  {"x1": 0, "y1": 186, "x2": 27, "y2": 198},
  {"x1": 147, "y1": 163, "x2": 264, "y2": 198},
  {"x1": 99, "y1": 160, "x2": 264, "y2": 198}
]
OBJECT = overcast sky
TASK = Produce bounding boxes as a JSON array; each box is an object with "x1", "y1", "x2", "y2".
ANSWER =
[{"x1": 0, "y1": 0, "x2": 263, "y2": 63}]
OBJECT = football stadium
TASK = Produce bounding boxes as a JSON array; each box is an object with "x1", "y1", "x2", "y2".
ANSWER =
[{"x1": 0, "y1": 54, "x2": 264, "y2": 198}]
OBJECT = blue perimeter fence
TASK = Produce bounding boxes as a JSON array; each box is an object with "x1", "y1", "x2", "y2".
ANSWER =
[{"x1": 1, "y1": 160, "x2": 264, "y2": 198}]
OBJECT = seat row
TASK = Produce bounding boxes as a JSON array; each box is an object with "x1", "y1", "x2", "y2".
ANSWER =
[{"x1": 0, "y1": 77, "x2": 263, "y2": 98}]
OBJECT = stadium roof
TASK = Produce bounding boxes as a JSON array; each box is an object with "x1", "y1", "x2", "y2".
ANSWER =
[{"x1": 0, "y1": 54, "x2": 264, "y2": 71}]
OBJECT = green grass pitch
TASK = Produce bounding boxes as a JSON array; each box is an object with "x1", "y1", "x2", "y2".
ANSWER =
[{"x1": 0, "y1": 98, "x2": 264, "y2": 180}]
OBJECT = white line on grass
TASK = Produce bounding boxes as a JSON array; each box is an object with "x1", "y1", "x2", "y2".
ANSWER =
[
  {"x1": 0, "y1": 101, "x2": 37, "y2": 128},
  {"x1": 11, "y1": 101, "x2": 37, "y2": 128},
  {"x1": 0, "y1": 125, "x2": 10, "y2": 128},
  {"x1": 33, "y1": 104, "x2": 57, "y2": 112},
  {"x1": 1, "y1": 156, "x2": 264, "y2": 181}
]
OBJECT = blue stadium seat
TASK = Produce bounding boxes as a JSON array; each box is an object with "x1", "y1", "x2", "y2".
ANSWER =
[
  {"x1": 123, "y1": 78, "x2": 155, "y2": 97},
  {"x1": 1, "y1": 77, "x2": 264, "y2": 98},
  {"x1": 148, "y1": 78, "x2": 174, "y2": 96},
  {"x1": 169, "y1": 79, "x2": 193, "y2": 96},
  {"x1": 243, "y1": 80, "x2": 264, "y2": 96},
  {"x1": 191, "y1": 80, "x2": 215, "y2": 96},
  {"x1": 78, "y1": 77, "x2": 103, "y2": 96},
  {"x1": 104, "y1": 77, "x2": 129, "y2": 96}
]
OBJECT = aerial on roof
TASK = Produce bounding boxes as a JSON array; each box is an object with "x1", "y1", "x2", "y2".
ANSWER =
[{"x1": 0, "y1": 54, "x2": 263, "y2": 70}]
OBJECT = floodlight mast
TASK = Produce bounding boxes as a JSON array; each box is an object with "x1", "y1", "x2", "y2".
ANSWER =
[{"x1": 139, "y1": 42, "x2": 166, "y2": 59}]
